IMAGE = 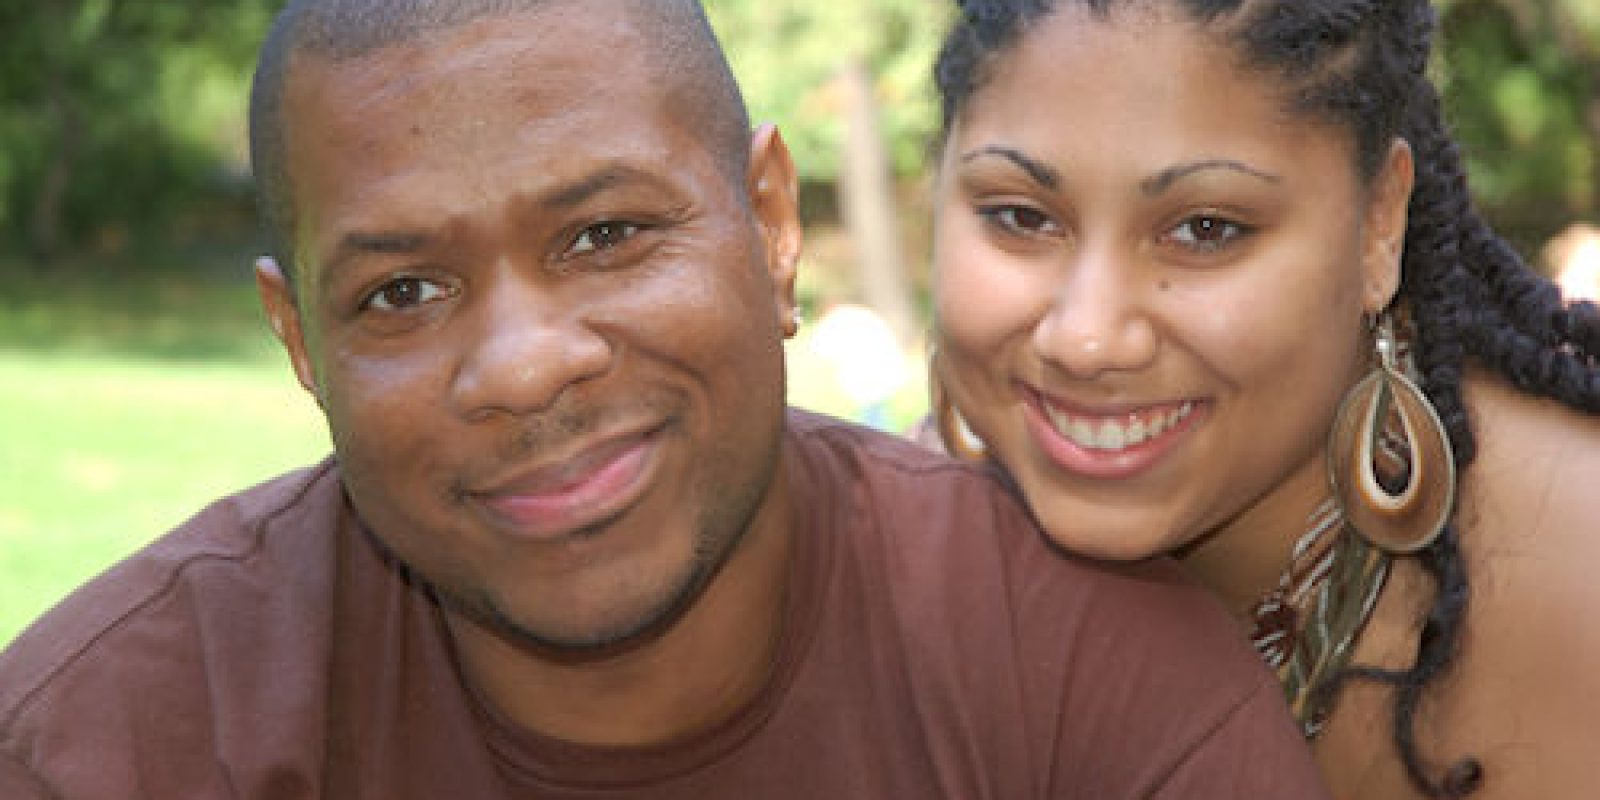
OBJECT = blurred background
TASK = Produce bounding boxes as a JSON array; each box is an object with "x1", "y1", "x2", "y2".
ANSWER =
[{"x1": 1, "y1": 0, "x2": 1596, "y2": 644}]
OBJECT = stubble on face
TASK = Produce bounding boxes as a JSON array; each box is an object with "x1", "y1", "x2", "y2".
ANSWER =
[{"x1": 429, "y1": 393, "x2": 782, "y2": 655}]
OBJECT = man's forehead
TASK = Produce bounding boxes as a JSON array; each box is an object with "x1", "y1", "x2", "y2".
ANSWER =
[
  {"x1": 256, "y1": 0, "x2": 749, "y2": 285},
  {"x1": 275, "y1": 9, "x2": 730, "y2": 276},
  {"x1": 285, "y1": 8, "x2": 649, "y2": 115}
]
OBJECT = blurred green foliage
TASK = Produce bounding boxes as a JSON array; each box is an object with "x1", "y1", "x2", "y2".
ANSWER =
[
  {"x1": 706, "y1": 0, "x2": 952, "y2": 181},
  {"x1": 0, "y1": 0, "x2": 276, "y2": 261},
  {"x1": 1437, "y1": 0, "x2": 1599, "y2": 252},
  {"x1": 0, "y1": 0, "x2": 1592, "y2": 266}
]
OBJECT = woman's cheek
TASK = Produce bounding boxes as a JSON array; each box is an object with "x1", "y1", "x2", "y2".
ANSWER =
[{"x1": 936, "y1": 247, "x2": 1052, "y2": 354}]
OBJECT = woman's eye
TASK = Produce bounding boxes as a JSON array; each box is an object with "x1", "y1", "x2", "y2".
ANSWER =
[
  {"x1": 569, "y1": 220, "x2": 641, "y2": 256},
  {"x1": 1168, "y1": 215, "x2": 1249, "y2": 251},
  {"x1": 977, "y1": 204, "x2": 1059, "y2": 237},
  {"x1": 363, "y1": 277, "x2": 450, "y2": 312}
]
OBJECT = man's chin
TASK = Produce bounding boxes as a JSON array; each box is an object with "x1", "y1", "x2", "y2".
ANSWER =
[{"x1": 451, "y1": 566, "x2": 715, "y2": 662}]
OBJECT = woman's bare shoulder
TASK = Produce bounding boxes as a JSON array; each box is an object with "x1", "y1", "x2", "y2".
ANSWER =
[
  {"x1": 1460, "y1": 369, "x2": 1600, "y2": 543},
  {"x1": 1432, "y1": 370, "x2": 1600, "y2": 797}
]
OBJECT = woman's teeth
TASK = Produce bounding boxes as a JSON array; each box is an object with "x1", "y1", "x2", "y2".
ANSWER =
[{"x1": 1044, "y1": 401, "x2": 1194, "y2": 451}]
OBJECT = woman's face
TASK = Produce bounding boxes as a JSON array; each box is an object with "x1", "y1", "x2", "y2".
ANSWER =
[{"x1": 932, "y1": 6, "x2": 1413, "y2": 560}]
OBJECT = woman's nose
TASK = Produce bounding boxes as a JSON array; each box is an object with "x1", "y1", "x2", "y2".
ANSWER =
[{"x1": 1031, "y1": 251, "x2": 1157, "y2": 379}]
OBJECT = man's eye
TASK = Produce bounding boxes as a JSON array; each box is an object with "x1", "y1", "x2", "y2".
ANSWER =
[
  {"x1": 363, "y1": 277, "x2": 450, "y2": 311},
  {"x1": 1168, "y1": 215, "x2": 1250, "y2": 251},
  {"x1": 977, "y1": 204, "x2": 1059, "y2": 237},
  {"x1": 569, "y1": 221, "x2": 641, "y2": 255}
]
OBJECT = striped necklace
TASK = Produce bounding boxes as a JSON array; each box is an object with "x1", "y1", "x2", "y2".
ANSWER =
[{"x1": 1248, "y1": 497, "x2": 1390, "y2": 738}]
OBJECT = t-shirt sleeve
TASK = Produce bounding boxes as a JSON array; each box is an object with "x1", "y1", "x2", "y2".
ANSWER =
[
  {"x1": 1148, "y1": 677, "x2": 1330, "y2": 798},
  {"x1": 990, "y1": 500, "x2": 1331, "y2": 798},
  {"x1": 0, "y1": 751, "x2": 55, "y2": 800}
]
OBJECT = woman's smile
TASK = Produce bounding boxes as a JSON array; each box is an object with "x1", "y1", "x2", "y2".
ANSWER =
[{"x1": 1022, "y1": 387, "x2": 1205, "y2": 480}]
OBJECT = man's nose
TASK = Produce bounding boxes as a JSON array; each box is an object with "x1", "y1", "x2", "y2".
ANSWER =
[{"x1": 450, "y1": 276, "x2": 613, "y2": 420}]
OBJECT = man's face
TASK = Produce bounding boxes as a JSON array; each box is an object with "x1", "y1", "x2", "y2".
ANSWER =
[{"x1": 258, "y1": 4, "x2": 800, "y2": 650}]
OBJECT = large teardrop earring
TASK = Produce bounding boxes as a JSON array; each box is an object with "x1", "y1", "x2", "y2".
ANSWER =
[
  {"x1": 1326, "y1": 311, "x2": 1456, "y2": 553},
  {"x1": 928, "y1": 347, "x2": 987, "y2": 462}
]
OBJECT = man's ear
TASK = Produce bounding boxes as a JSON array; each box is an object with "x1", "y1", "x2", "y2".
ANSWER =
[
  {"x1": 255, "y1": 256, "x2": 322, "y2": 402},
  {"x1": 1362, "y1": 137, "x2": 1415, "y2": 312},
  {"x1": 746, "y1": 123, "x2": 802, "y2": 338}
]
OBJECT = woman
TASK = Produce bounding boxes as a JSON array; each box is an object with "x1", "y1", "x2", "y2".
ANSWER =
[{"x1": 927, "y1": 1, "x2": 1600, "y2": 797}]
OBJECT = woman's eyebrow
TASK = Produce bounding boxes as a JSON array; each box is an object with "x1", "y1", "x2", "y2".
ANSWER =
[
  {"x1": 959, "y1": 145, "x2": 1060, "y2": 190},
  {"x1": 1141, "y1": 159, "x2": 1283, "y2": 195}
]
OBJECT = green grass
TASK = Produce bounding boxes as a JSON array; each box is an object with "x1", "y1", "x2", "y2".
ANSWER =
[
  {"x1": 0, "y1": 351, "x2": 330, "y2": 644},
  {"x1": 0, "y1": 260, "x2": 330, "y2": 644},
  {"x1": 0, "y1": 261, "x2": 929, "y2": 646}
]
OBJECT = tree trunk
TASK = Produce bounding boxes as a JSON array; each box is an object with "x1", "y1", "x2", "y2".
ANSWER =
[
  {"x1": 28, "y1": 69, "x2": 79, "y2": 263},
  {"x1": 837, "y1": 57, "x2": 920, "y2": 348}
]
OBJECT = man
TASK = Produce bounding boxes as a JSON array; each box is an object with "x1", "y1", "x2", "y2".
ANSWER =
[{"x1": 0, "y1": 1, "x2": 1329, "y2": 797}]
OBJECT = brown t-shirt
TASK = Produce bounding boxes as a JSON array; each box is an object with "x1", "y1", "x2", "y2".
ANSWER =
[{"x1": 0, "y1": 411, "x2": 1328, "y2": 798}]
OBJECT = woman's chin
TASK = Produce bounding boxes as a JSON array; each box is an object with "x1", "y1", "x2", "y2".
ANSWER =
[{"x1": 1032, "y1": 520, "x2": 1182, "y2": 563}]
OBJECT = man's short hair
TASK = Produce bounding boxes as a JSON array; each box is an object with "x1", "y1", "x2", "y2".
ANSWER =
[{"x1": 248, "y1": 0, "x2": 752, "y2": 291}]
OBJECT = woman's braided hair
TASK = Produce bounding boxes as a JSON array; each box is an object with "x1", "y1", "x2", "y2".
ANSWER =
[{"x1": 935, "y1": 0, "x2": 1600, "y2": 796}]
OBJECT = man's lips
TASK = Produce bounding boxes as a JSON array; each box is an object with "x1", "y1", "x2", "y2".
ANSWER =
[{"x1": 470, "y1": 427, "x2": 661, "y2": 540}]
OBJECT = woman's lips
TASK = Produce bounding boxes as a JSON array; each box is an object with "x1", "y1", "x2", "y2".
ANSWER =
[
  {"x1": 1022, "y1": 391, "x2": 1205, "y2": 480},
  {"x1": 472, "y1": 429, "x2": 659, "y2": 541}
]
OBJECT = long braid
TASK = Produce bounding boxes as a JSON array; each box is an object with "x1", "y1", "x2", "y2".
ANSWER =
[
  {"x1": 1389, "y1": 2, "x2": 1600, "y2": 406},
  {"x1": 1368, "y1": 5, "x2": 1600, "y2": 797},
  {"x1": 1357, "y1": 127, "x2": 1480, "y2": 800}
]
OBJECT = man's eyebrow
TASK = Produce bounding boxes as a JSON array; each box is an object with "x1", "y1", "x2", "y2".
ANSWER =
[
  {"x1": 1141, "y1": 159, "x2": 1283, "y2": 195},
  {"x1": 321, "y1": 231, "x2": 432, "y2": 284},
  {"x1": 339, "y1": 231, "x2": 430, "y2": 255},
  {"x1": 541, "y1": 164, "x2": 668, "y2": 210},
  {"x1": 959, "y1": 145, "x2": 1060, "y2": 190}
]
